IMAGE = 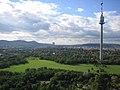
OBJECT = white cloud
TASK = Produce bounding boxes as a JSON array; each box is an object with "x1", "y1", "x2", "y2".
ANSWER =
[
  {"x1": 77, "y1": 8, "x2": 84, "y2": 12},
  {"x1": 94, "y1": 11, "x2": 120, "y2": 31},
  {"x1": 0, "y1": 0, "x2": 9, "y2": 3},
  {"x1": 14, "y1": 1, "x2": 59, "y2": 15},
  {"x1": 34, "y1": 30, "x2": 49, "y2": 36},
  {"x1": 0, "y1": 0, "x2": 58, "y2": 32},
  {"x1": 67, "y1": 7, "x2": 71, "y2": 10},
  {"x1": 0, "y1": 0, "x2": 59, "y2": 15},
  {"x1": 0, "y1": 0, "x2": 120, "y2": 44},
  {"x1": 0, "y1": 31, "x2": 34, "y2": 41}
]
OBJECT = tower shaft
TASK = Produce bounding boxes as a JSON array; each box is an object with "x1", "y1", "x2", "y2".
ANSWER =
[
  {"x1": 100, "y1": 24, "x2": 103, "y2": 63},
  {"x1": 99, "y1": 1, "x2": 105, "y2": 64}
]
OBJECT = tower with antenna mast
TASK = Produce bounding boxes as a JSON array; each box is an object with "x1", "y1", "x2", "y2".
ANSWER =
[{"x1": 99, "y1": 0, "x2": 105, "y2": 64}]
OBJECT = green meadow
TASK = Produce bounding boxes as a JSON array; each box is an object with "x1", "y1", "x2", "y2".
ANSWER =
[{"x1": 1, "y1": 59, "x2": 120, "y2": 74}]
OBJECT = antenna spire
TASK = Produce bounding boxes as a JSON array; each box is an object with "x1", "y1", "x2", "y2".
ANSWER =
[{"x1": 101, "y1": 0, "x2": 103, "y2": 14}]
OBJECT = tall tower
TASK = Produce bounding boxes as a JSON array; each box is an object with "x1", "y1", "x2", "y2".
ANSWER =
[{"x1": 99, "y1": 1, "x2": 105, "y2": 64}]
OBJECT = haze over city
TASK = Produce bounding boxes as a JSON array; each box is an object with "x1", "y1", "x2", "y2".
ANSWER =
[{"x1": 0, "y1": 0, "x2": 120, "y2": 45}]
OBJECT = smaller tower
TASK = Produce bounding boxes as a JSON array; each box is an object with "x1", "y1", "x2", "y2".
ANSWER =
[
  {"x1": 99, "y1": 2, "x2": 105, "y2": 63},
  {"x1": 52, "y1": 42, "x2": 55, "y2": 45}
]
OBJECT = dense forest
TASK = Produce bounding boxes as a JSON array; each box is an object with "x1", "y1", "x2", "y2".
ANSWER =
[
  {"x1": 0, "y1": 47, "x2": 120, "y2": 69},
  {"x1": 0, "y1": 67, "x2": 120, "y2": 90},
  {"x1": 0, "y1": 54, "x2": 27, "y2": 69},
  {"x1": 31, "y1": 47, "x2": 120, "y2": 65}
]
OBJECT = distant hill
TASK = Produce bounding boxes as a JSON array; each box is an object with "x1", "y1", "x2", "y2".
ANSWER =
[
  {"x1": 75, "y1": 43, "x2": 120, "y2": 48},
  {"x1": 56, "y1": 43, "x2": 120, "y2": 48},
  {"x1": 0, "y1": 40, "x2": 52, "y2": 48},
  {"x1": 0, "y1": 40, "x2": 120, "y2": 48}
]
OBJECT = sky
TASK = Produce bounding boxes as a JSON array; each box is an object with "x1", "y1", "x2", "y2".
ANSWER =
[{"x1": 0, "y1": 0, "x2": 120, "y2": 45}]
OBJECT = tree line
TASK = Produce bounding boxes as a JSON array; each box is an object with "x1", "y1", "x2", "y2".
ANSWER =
[
  {"x1": 0, "y1": 53, "x2": 27, "y2": 69},
  {"x1": 30, "y1": 48, "x2": 120, "y2": 65},
  {"x1": 0, "y1": 47, "x2": 120, "y2": 69},
  {"x1": 0, "y1": 67, "x2": 120, "y2": 90}
]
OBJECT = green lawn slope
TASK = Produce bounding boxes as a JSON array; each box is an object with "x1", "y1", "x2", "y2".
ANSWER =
[{"x1": 1, "y1": 59, "x2": 120, "y2": 74}]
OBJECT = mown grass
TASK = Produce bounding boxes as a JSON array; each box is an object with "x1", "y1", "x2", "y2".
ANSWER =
[{"x1": 0, "y1": 59, "x2": 120, "y2": 74}]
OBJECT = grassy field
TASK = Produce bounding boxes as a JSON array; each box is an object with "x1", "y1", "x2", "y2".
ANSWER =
[{"x1": 0, "y1": 60, "x2": 120, "y2": 74}]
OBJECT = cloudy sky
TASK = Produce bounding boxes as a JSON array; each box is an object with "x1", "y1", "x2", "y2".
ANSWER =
[{"x1": 0, "y1": 0, "x2": 120, "y2": 45}]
